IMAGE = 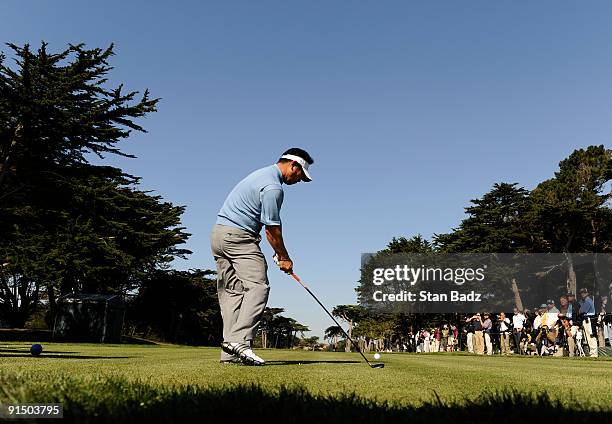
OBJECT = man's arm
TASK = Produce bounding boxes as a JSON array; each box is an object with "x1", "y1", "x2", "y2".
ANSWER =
[
  {"x1": 260, "y1": 187, "x2": 292, "y2": 273},
  {"x1": 265, "y1": 225, "x2": 293, "y2": 273}
]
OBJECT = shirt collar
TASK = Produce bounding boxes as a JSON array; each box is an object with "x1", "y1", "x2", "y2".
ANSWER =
[{"x1": 274, "y1": 164, "x2": 284, "y2": 184}]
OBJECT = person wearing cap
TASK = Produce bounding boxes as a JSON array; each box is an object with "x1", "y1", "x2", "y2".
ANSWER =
[
  {"x1": 464, "y1": 315, "x2": 475, "y2": 353},
  {"x1": 441, "y1": 325, "x2": 449, "y2": 352},
  {"x1": 558, "y1": 316, "x2": 576, "y2": 357},
  {"x1": 512, "y1": 308, "x2": 526, "y2": 354},
  {"x1": 211, "y1": 148, "x2": 314, "y2": 365},
  {"x1": 566, "y1": 292, "x2": 580, "y2": 323},
  {"x1": 498, "y1": 312, "x2": 511, "y2": 355},
  {"x1": 536, "y1": 306, "x2": 555, "y2": 354},
  {"x1": 467, "y1": 313, "x2": 484, "y2": 354},
  {"x1": 598, "y1": 295, "x2": 609, "y2": 348},
  {"x1": 559, "y1": 295, "x2": 570, "y2": 317},
  {"x1": 546, "y1": 299, "x2": 560, "y2": 314},
  {"x1": 482, "y1": 313, "x2": 493, "y2": 355},
  {"x1": 578, "y1": 288, "x2": 598, "y2": 357},
  {"x1": 533, "y1": 305, "x2": 546, "y2": 332}
]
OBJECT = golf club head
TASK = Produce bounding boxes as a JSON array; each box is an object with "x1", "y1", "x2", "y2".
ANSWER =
[{"x1": 370, "y1": 363, "x2": 384, "y2": 368}]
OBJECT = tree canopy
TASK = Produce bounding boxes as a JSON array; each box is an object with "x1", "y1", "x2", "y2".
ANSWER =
[{"x1": 0, "y1": 42, "x2": 190, "y2": 327}]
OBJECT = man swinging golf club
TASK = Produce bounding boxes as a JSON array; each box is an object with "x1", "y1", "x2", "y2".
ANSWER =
[{"x1": 210, "y1": 148, "x2": 314, "y2": 365}]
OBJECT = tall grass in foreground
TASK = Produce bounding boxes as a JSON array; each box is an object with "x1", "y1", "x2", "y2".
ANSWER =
[{"x1": 0, "y1": 372, "x2": 608, "y2": 423}]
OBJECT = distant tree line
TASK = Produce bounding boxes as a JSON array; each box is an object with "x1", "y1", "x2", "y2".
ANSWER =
[
  {"x1": 330, "y1": 146, "x2": 611, "y2": 351},
  {"x1": 254, "y1": 307, "x2": 312, "y2": 349}
]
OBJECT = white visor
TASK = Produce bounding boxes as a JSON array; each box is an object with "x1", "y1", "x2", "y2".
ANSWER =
[{"x1": 280, "y1": 154, "x2": 312, "y2": 182}]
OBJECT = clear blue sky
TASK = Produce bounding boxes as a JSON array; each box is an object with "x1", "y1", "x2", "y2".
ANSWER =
[{"x1": 3, "y1": 1, "x2": 612, "y2": 339}]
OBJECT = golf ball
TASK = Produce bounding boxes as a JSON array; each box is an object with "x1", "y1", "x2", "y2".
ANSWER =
[
  {"x1": 30, "y1": 344, "x2": 43, "y2": 356},
  {"x1": 374, "y1": 353, "x2": 381, "y2": 360}
]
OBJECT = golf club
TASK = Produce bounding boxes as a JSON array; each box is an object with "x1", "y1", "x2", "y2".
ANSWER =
[{"x1": 274, "y1": 257, "x2": 383, "y2": 368}]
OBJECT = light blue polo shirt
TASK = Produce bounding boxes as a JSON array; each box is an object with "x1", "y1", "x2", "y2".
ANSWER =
[
  {"x1": 579, "y1": 296, "x2": 596, "y2": 316},
  {"x1": 216, "y1": 164, "x2": 284, "y2": 234}
]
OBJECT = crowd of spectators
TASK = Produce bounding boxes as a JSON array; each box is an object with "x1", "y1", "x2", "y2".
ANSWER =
[
  {"x1": 397, "y1": 288, "x2": 611, "y2": 357},
  {"x1": 404, "y1": 324, "x2": 460, "y2": 353}
]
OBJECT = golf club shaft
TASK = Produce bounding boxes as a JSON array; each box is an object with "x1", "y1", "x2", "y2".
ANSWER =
[{"x1": 289, "y1": 272, "x2": 377, "y2": 367}]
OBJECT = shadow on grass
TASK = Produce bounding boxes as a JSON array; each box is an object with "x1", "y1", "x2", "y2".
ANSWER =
[
  {"x1": 264, "y1": 360, "x2": 360, "y2": 366},
  {"x1": 0, "y1": 348, "x2": 80, "y2": 354},
  {"x1": 0, "y1": 373, "x2": 608, "y2": 424},
  {"x1": 0, "y1": 354, "x2": 132, "y2": 359},
  {"x1": 120, "y1": 336, "x2": 158, "y2": 345}
]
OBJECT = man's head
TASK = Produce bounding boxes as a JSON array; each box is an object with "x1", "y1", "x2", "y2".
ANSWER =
[
  {"x1": 579, "y1": 288, "x2": 589, "y2": 299},
  {"x1": 559, "y1": 295, "x2": 568, "y2": 306},
  {"x1": 546, "y1": 299, "x2": 555, "y2": 310},
  {"x1": 277, "y1": 148, "x2": 314, "y2": 185},
  {"x1": 567, "y1": 292, "x2": 576, "y2": 302}
]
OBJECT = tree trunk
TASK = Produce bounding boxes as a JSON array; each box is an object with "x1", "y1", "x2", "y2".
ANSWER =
[
  {"x1": 565, "y1": 252, "x2": 577, "y2": 295},
  {"x1": 47, "y1": 284, "x2": 56, "y2": 317},
  {"x1": 345, "y1": 319, "x2": 353, "y2": 352},
  {"x1": 592, "y1": 253, "x2": 602, "y2": 297},
  {"x1": 511, "y1": 278, "x2": 524, "y2": 311}
]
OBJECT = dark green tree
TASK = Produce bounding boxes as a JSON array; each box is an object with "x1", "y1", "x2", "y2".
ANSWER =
[
  {"x1": 125, "y1": 269, "x2": 222, "y2": 345},
  {"x1": 525, "y1": 145, "x2": 611, "y2": 294},
  {"x1": 526, "y1": 145, "x2": 611, "y2": 253},
  {"x1": 433, "y1": 183, "x2": 531, "y2": 253},
  {"x1": 386, "y1": 235, "x2": 433, "y2": 254},
  {"x1": 258, "y1": 307, "x2": 285, "y2": 348},
  {"x1": 324, "y1": 325, "x2": 344, "y2": 350},
  {"x1": 0, "y1": 42, "x2": 190, "y2": 327},
  {"x1": 332, "y1": 304, "x2": 364, "y2": 352}
]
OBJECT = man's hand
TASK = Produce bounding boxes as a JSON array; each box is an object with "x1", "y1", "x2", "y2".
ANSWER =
[
  {"x1": 278, "y1": 258, "x2": 294, "y2": 274},
  {"x1": 273, "y1": 254, "x2": 293, "y2": 274}
]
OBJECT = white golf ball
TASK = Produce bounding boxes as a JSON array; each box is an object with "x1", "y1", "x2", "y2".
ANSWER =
[{"x1": 374, "y1": 353, "x2": 381, "y2": 360}]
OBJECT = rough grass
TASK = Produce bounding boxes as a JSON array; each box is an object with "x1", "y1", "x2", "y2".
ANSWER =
[{"x1": 0, "y1": 342, "x2": 610, "y2": 422}]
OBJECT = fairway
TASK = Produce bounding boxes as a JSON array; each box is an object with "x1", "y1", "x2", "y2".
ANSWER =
[{"x1": 1, "y1": 342, "x2": 611, "y2": 409}]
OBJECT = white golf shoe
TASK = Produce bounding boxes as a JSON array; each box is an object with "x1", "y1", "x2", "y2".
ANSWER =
[{"x1": 221, "y1": 342, "x2": 265, "y2": 366}]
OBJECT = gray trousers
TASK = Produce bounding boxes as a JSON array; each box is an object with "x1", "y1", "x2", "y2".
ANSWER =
[{"x1": 210, "y1": 224, "x2": 270, "y2": 360}]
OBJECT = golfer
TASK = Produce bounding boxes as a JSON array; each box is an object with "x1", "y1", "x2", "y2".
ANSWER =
[{"x1": 210, "y1": 148, "x2": 314, "y2": 365}]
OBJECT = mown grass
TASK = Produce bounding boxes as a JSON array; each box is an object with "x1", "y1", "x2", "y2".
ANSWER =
[
  {"x1": 0, "y1": 342, "x2": 610, "y2": 422},
  {"x1": 0, "y1": 373, "x2": 610, "y2": 424}
]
